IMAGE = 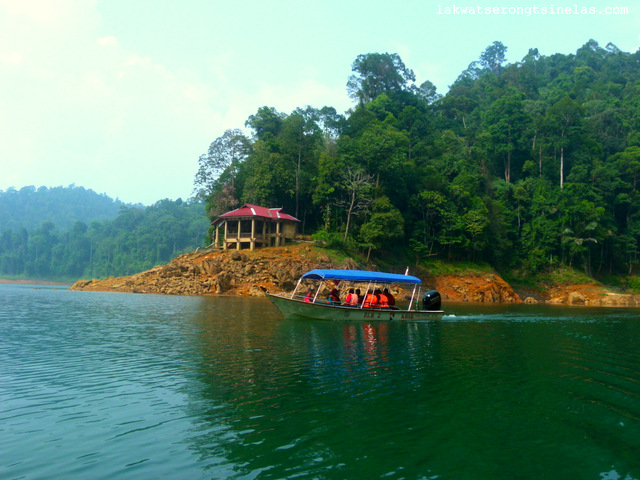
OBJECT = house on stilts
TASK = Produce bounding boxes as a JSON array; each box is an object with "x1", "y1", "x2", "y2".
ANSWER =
[{"x1": 211, "y1": 204, "x2": 300, "y2": 251}]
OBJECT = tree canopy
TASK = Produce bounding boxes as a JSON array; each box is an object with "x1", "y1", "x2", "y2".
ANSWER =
[
  {"x1": 0, "y1": 191, "x2": 208, "y2": 280},
  {"x1": 347, "y1": 53, "x2": 416, "y2": 104},
  {"x1": 196, "y1": 40, "x2": 640, "y2": 278}
]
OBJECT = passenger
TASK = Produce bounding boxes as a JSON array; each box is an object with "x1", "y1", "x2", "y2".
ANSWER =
[
  {"x1": 355, "y1": 289, "x2": 362, "y2": 306},
  {"x1": 345, "y1": 288, "x2": 358, "y2": 306},
  {"x1": 328, "y1": 288, "x2": 340, "y2": 305},
  {"x1": 383, "y1": 287, "x2": 395, "y2": 307},
  {"x1": 304, "y1": 288, "x2": 314, "y2": 303},
  {"x1": 378, "y1": 289, "x2": 389, "y2": 308},
  {"x1": 363, "y1": 290, "x2": 378, "y2": 308}
]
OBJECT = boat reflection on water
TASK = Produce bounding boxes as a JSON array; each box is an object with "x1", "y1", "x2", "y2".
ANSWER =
[{"x1": 343, "y1": 323, "x2": 390, "y2": 370}]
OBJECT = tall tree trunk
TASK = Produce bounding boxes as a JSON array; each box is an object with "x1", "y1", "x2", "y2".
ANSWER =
[
  {"x1": 344, "y1": 190, "x2": 356, "y2": 241},
  {"x1": 324, "y1": 204, "x2": 331, "y2": 231},
  {"x1": 295, "y1": 143, "x2": 301, "y2": 218},
  {"x1": 505, "y1": 128, "x2": 512, "y2": 183},
  {"x1": 560, "y1": 146, "x2": 564, "y2": 189},
  {"x1": 560, "y1": 128, "x2": 565, "y2": 189},
  {"x1": 539, "y1": 144, "x2": 542, "y2": 176}
]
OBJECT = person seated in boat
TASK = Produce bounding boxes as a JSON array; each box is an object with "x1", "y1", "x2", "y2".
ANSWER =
[
  {"x1": 345, "y1": 288, "x2": 358, "y2": 306},
  {"x1": 327, "y1": 288, "x2": 340, "y2": 305},
  {"x1": 377, "y1": 289, "x2": 389, "y2": 308},
  {"x1": 383, "y1": 287, "x2": 395, "y2": 308},
  {"x1": 363, "y1": 290, "x2": 378, "y2": 308},
  {"x1": 304, "y1": 288, "x2": 314, "y2": 303}
]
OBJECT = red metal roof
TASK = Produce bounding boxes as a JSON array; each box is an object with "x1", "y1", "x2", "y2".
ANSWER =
[{"x1": 212, "y1": 204, "x2": 300, "y2": 225}]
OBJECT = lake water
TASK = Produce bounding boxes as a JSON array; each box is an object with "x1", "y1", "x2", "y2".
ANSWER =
[{"x1": 1, "y1": 284, "x2": 640, "y2": 479}]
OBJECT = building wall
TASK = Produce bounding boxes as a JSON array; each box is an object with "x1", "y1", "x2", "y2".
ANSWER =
[{"x1": 282, "y1": 222, "x2": 297, "y2": 238}]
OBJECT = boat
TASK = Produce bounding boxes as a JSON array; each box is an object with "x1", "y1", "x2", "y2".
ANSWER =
[{"x1": 264, "y1": 269, "x2": 443, "y2": 321}]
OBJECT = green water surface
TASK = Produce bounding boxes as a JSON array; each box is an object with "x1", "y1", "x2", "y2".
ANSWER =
[{"x1": 1, "y1": 285, "x2": 639, "y2": 479}]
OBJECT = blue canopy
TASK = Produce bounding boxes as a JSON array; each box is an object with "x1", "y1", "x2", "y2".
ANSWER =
[{"x1": 301, "y1": 269, "x2": 421, "y2": 284}]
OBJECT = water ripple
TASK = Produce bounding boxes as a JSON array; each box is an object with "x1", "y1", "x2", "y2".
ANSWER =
[{"x1": 2, "y1": 286, "x2": 640, "y2": 479}]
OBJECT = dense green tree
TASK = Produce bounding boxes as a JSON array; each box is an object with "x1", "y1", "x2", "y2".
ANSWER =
[
  {"x1": 463, "y1": 199, "x2": 490, "y2": 261},
  {"x1": 479, "y1": 41, "x2": 508, "y2": 74},
  {"x1": 194, "y1": 129, "x2": 251, "y2": 199},
  {"x1": 360, "y1": 196, "x2": 404, "y2": 261},
  {"x1": 518, "y1": 179, "x2": 561, "y2": 271},
  {"x1": 414, "y1": 80, "x2": 442, "y2": 105},
  {"x1": 241, "y1": 143, "x2": 294, "y2": 210},
  {"x1": 358, "y1": 119, "x2": 410, "y2": 188},
  {"x1": 280, "y1": 107, "x2": 323, "y2": 219},
  {"x1": 347, "y1": 52, "x2": 416, "y2": 105},
  {"x1": 546, "y1": 96, "x2": 584, "y2": 189},
  {"x1": 245, "y1": 106, "x2": 285, "y2": 141},
  {"x1": 409, "y1": 190, "x2": 448, "y2": 261},
  {"x1": 484, "y1": 88, "x2": 530, "y2": 183},
  {"x1": 557, "y1": 184, "x2": 604, "y2": 273}
]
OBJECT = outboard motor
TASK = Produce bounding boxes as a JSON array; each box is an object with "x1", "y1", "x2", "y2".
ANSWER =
[{"x1": 422, "y1": 290, "x2": 442, "y2": 311}]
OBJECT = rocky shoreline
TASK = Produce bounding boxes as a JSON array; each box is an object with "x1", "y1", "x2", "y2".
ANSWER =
[{"x1": 69, "y1": 244, "x2": 640, "y2": 307}]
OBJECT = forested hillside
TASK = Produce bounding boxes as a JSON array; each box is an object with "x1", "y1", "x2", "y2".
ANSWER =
[
  {"x1": 0, "y1": 196, "x2": 208, "y2": 280},
  {"x1": 195, "y1": 40, "x2": 640, "y2": 278},
  {"x1": 0, "y1": 185, "x2": 127, "y2": 232}
]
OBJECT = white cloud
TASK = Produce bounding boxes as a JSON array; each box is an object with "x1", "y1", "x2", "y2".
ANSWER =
[{"x1": 96, "y1": 36, "x2": 119, "y2": 48}]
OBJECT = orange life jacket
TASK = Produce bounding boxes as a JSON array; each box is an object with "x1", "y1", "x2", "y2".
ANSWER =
[
  {"x1": 378, "y1": 293, "x2": 389, "y2": 308},
  {"x1": 363, "y1": 293, "x2": 378, "y2": 308}
]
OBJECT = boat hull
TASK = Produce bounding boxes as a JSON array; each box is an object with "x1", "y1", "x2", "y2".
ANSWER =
[{"x1": 266, "y1": 293, "x2": 443, "y2": 321}]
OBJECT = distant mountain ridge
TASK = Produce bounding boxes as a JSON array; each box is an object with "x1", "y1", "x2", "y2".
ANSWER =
[
  {"x1": 0, "y1": 185, "x2": 130, "y2": 232},
  {"x1": 0, "y1": 187, "x2": 209, "y2": 281}
]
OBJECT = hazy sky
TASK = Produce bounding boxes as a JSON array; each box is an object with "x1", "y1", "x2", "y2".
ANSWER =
[{"x1": 1, "y1": 0, "x2": 638, "y2": 205}]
